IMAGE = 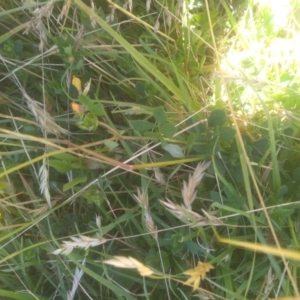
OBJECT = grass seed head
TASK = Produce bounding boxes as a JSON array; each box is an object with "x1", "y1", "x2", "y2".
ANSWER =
[
  {"x1": 134, "y1": 189, "x2": 157, "y2": 239},
  {"x1": 182, "y1": 161, "x2": 211, "y2": 210},
  {"x1": 104, "y1": 256, "x2": 154, "y2": 277},
  {"x1": 146, "y1": 0, "x2": 151, "y2": 12},
  {"x1": 53, "y1": 236, "x2": 107, "y2": 255},
  {"x1": 160, "y1": 199, "x2": 223, "y2": 226},
  {"x1": 23, "y1": 92, "x2": 68, "y2": 135},
  {"x1": 38, "y1": 158, "x2": 51, "y2": 207},
  {"x1": 145, "y1": 210, "x2": 158, "y2": 239},
  {"x1": 153, "y1": 168, "x2": 165, "y2": 184}
]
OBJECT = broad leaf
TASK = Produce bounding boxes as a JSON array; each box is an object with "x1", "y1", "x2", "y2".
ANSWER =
[{"x1": 164, "y1": 144, "x2": 183, "y2": 158}]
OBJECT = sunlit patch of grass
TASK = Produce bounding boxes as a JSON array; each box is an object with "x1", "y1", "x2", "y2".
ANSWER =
[
  {"x1": 220, "y1": 0, "x2": 300, "y2": 117},
  {"x1": 215, "y1": 0, "x2": 300, "y2": 298}
]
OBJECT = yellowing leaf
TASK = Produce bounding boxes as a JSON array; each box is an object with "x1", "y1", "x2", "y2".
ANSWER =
[
  {"x1": 183, "y1": 261, "x2": 214, "y2": 291},
  {"x1": 72, "y1": 76, "x2": 82, "y2": 94},
  {"x1": 218, "y1": 236, "x2": 300, "y2": 261}
]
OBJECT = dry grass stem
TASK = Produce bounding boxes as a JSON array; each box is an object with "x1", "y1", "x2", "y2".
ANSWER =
[
  {"x1": 53, "y1": 236, "x2": 107, "y2": 255},
  {"x1": 182, "y1": 161, "x2": 211, "y2": 210},
  {"x1": 104, "y1": 256, "x2": 154, "y2": 277}
]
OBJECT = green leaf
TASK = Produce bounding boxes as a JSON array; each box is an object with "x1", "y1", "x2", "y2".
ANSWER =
[
  {"x1": 77, "y1": 112, "x2": 98, "y2": 131},
  {"x1": 164, "y1": 144, "x2": 183, "y2": 158},
  {"x1": 186, "y1": 133, "x2": 196, "y2": 151},
  {"x1": 71, "y1": 161, "x2": 86, "y2": 169},
  {"x1": 186, "y1": 241, "x2": 200, "y2": 255},
  {"x1": 229, "y1": 195, "x2": 246, "y2": 209},
  {"x1": 158, "y1": 122, "x2": 176, "y2": 138},
  {"x1": 153, "y1": 106, "x2": 167, "y2": 124},
  {"x1": 143, "y1": 131, "x2": 160, "y2": 141},
  {"x1": 145, "y1": 252, "x2": 160, "y2": 267},
  {"x1": 78, "y1": 94, "x2": 93, "y2": 108},
  {"x1": 49, "y1": 159, "x2": 74, "y2": 173},
  {"x1": 135, "y1": 81, "x2": 146, "y2": 96},
  {"x1": 63, "y1": 175, "x2": 87, "y2": 192},
  {"x1": 145, "y1": 250, "x2": 169, "y2": 270},
  {"x1": 74, "y1": 58, "x2": 83, "y2": 70},
  {"x1": 210, "y1": 191, "x2": 227, "y2": 202},
  {"x1": 172, "y1": 232, "x2": 184, "y2": 248},
  {"x1": 130, "y1": 120, "x2": 154, "y2": 132},
  {"x1": 64, "y1": 46, "x2": 72, "y2": 55},
  {"x1": 293, "y1": 168, "x2": 300, "y2": 182},
  {"x1": 0, "y1": 289, "x2": 46, "y2": 300},
  {"x1": 252, "y1": 138, "x2": 268, "y2": 156},
  {"x1": 219, "y1": 127, "x2": 236, "y2": 141},
  {"x1": 82, "y1": 186, "x2": 104, "y2": 205},
  {"x1": 104, "y1": 140, "x2": 119, "y2": 149},
  {"x1": 159, "y1": 251, "x2": 170, "y2": 271},
  {"x1": 159, "y1": 135, "x2": 167, "y2": 148},
  {"x1": 271, "y1": 207, "x2": 294, "y2": 222},
  {"x1": 208, "y1": 109, "x2": 227, "y2": 127},
  {"x1": 91, "y1": 103, "x2": 104, "y2": 116},
  {"x1": 275, "y1": 185, "x2": 288, "y2": 200},
  {"x1": 50, "y1": 152, "x2": 78, "y2": 162}
]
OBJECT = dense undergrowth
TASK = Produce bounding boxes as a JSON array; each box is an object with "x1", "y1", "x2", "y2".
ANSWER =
[{"x1": 1, "y1": 0, "x2": 300, "y2": 299}]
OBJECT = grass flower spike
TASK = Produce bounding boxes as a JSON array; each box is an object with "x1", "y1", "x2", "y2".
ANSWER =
[
  {"x1": 182, "y1": 161, "x2": 211, "y2": 210},
  {"x1": 53, "y1": 236, "x2": 107, "y2": 255}
]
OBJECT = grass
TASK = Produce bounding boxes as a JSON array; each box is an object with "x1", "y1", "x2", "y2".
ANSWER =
[{"x1": 1, "y1": 0, "x2": 300, "y2": 299}]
